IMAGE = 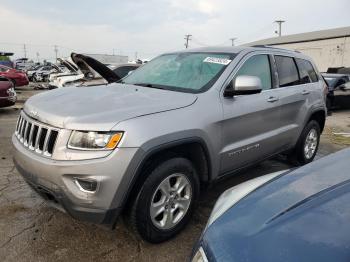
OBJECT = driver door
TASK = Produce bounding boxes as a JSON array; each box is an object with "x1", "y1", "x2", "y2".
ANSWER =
[{"x1": 220, "y1": 53, "x2": 284, "y2": 175}]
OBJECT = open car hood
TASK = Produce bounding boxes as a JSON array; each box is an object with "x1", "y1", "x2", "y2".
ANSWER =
[
  {"x1": 57, "y1": 58, "x2": 78, "y2": 73},
  {"x1": 71, "y1": 53, "x2": 120, "y2": 83}
]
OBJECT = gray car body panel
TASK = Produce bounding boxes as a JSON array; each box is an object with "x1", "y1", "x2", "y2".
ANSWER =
[{"x1": 12, "y1": 46, "x2": 326, "y2": 225}]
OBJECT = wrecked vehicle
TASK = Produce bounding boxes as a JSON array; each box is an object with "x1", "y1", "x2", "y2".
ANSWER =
[
  {"x1": 13, "y1": 46, "x2": 326, "y2": 243},
  {"x1": 48, "y1": 58, "x2": 80, "y2": 83},
  {"x1": 64, "y1": 53, "x2": 141, "y2": 87},
  {"x1": 49, "y1": 54, "x2": 140, "y2": 88},
  {"x1": 322, "y1": 73, "x2": 350, "y2": 109},
  {"x1": 32, "y1": 64, "x2": 62, "y2": 82},
  {"x1": 48, "y1": 58, "x2": 84, "y2": 89}
]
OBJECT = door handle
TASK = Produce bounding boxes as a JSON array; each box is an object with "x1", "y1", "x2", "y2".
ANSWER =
[
  {"x1": 267, "y1": 96, "x2": 279, "y2": 102},
  {"x1": 302, "y1": 90, "x2": 310, "y2": 95}
]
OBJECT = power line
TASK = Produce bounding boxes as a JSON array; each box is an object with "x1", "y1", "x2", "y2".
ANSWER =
[{"x1": 184, "y1": 34, "x2": 192, "y2": 49}]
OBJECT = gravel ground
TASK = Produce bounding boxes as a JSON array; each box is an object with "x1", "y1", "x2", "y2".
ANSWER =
[{"x1": 0, "y1": 86, "x2": 349, "y2": 262}]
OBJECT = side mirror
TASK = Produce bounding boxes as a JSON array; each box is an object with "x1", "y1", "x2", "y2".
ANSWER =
[{"x1": 224, "y1": 75, "x2": 263, "y2": 97}]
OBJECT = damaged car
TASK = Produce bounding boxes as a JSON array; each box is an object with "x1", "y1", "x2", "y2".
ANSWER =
[{"x1": 49, "y1": 53, "x2": 140, "y2": 88}]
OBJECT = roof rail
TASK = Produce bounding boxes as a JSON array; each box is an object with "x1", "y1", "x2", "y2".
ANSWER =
[{"x1": 250, "y1": 45, "x2": 301, "y2": 53}]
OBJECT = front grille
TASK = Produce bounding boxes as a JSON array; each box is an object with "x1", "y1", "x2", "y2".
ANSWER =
[{"x1": 15, "y1": 112, "x2": 60, "y2": 157}]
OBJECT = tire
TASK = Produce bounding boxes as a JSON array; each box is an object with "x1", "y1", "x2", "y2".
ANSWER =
[
  {"x1": 127, "y1": 157, "x2": 199, "y2": 243},
  {"x1": 290, "y1": 120, "x2": 320, "y2": 165}
]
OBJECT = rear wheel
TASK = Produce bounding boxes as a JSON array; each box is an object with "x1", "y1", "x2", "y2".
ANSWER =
[
  {"x1": 127, "y1": 157, "x2": 199, "y2": 243},
  {"x1": 289, "y1": 120, "x2": 320, "y2": 165}
]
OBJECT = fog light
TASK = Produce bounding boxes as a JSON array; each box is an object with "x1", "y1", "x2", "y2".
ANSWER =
[{"x1": 74, "y1": 178, "x2": 98, "y2": 193}]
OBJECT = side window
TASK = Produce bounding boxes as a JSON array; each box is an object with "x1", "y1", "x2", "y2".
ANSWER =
[
  {"x1": 275, "y1": 56, "x2": 300, "y2": 87},
  {"x1": 295, "y1": 58, "x2": 318, "y2": 83},
  {"x1": 235, "y1": 54, "x2": 272, "y2": 90}
]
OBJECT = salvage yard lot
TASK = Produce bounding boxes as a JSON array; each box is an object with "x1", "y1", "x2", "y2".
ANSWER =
[{"x1": 0, "y1": 86, "x2": 349, "y2": 262}]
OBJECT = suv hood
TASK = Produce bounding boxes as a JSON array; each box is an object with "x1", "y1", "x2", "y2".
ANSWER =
[
  {"x1": 23, "y1": 83, "x2": 197, "y2": 130},
  {"x1": 71, "y1": 53, "x2": 120, "y2": 83}
]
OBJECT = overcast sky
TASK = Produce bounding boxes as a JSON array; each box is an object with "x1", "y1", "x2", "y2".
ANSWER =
[{"x1": 0, "y1": 0, "x2": 349, "y2": 61}]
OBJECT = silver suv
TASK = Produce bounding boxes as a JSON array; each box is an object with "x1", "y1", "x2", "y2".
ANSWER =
[{"x1": 12, "y1": 46, "x2": 327, "y2": 243}]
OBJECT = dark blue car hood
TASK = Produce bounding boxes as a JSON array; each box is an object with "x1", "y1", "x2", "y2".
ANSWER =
[{"x1": 203, "y1": 148, "x2": 350, "y2": 262}]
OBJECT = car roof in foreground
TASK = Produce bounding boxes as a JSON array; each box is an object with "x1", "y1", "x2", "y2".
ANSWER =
[{"x1": 204, "y1": 148, "x2": 350, "y2": 262}]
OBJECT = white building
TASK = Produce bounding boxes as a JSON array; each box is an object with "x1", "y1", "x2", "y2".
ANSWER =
[{"x1": 246, "y1": 26, "x2": 350, "y2": 72}]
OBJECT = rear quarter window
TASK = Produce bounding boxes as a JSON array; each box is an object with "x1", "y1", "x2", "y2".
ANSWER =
[
  {"x1": 295, "y1": 58, "x2": 318, "y2": 83},
  {"x1": 275, "y1": 56, "x2": 300, "y2": 87}
]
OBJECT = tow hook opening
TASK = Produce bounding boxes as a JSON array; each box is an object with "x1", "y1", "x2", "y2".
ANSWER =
[{"x1": 74, "y1": 178, "x2": 98, "y2": 193}]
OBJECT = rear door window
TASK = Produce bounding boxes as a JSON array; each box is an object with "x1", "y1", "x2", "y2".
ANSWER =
[
  {"x1": 295, "y1": 58, "x2": 318, "y2": 83},
  {"x1": 275, "y1": 56, "x2": 300, "y2": 87}
]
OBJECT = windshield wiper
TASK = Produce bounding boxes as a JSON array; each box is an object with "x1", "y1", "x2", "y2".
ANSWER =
[{"x1": 132, "y1": 83, "x2": 165, "y2": 89}]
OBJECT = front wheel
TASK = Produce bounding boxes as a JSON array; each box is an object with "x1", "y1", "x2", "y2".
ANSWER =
[
  {"x1": 127, "y1": 157, "x2": 199, "y2": 243},
  {"x1": 290, "y1": 120, "x2": 320, "y2": 165}
]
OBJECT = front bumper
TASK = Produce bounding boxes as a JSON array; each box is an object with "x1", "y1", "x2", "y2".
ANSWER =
[
  {"x1": 12, "y1": 134, "x2": 139, "y2": 225},
  {"x1": 0, "y1": 96, "x2": 16, "y2": 107}
]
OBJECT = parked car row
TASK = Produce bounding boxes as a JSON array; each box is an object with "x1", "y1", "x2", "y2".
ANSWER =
[{"x1": 24, "y1": 54, "x2": 140, "y2": 89}]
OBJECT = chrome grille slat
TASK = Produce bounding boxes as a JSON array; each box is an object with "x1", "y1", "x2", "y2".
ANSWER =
[
  {"x1": 42, "y1": 129, "x2": 51, "y2": 156},
  {"x1": 20, "y1": 120, "x2": 27, "y2": 143},
  {"x1": 35, "y1": 127, "x2": 42, "y2": 152},
  {"x1": 28, "y1": 124, "x2": 35, "y2": 148},
  {"x1": 15, "y1": 112, "x2": 60, "y2": 158},
  {"x1": 15, "y1": 115, "x2": 21, "y2": 134},
  {"x1": 18, "y1": 117, "x2": 24, "y2": 138},
  {"x1": 23, "y1": 122, "x2": 31, "y2": 146}
]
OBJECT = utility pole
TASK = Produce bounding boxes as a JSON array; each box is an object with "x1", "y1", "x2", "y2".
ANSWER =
[
  {"x1": 36, "y1": 52, "x2": 40, "y2": 63},
  {"x1": 23, "y1": 44, "x2": 27, "y2": 58},
  {"x1": 274, "y1": 20, "x2": 285, "y2": 37},
  {"x1": 229, "y1": 38, "x2": 237, "y2": 46},
  {"x1": 54, "y1": 45, "x2": 58, "y2": 61},
  {"x1": 184, "y1": 34, "x2": 192, "y2": 49}
]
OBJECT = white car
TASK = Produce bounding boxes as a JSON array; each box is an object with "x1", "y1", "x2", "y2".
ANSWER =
[{"x1": 48, "y1": 59, "x2": 84, "y2": 89}]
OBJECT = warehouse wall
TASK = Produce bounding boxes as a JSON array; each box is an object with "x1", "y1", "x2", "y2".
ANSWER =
[{"x1": 273, "y1": 36, "x2": 350, "y2": 72}]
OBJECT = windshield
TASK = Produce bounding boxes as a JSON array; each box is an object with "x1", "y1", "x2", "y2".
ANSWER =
[{"x1": 123, "y1": 52, "x2": 235, "y2": 93}]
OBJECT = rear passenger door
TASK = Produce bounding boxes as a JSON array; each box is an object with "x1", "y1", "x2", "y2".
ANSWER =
[{"x1": 274, "y1": 55, "x2": 319, "y2": 147}]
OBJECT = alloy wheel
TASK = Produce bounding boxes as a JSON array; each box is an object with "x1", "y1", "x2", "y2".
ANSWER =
[
  {"x1": 304, "y1": 128, "x2": 318, "y2": 159},
  {"x1": 150, "y1": 173, "x2": 192, "y2": 230}
]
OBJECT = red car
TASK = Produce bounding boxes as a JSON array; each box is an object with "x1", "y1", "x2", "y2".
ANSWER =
[
  {"x1": 0, "y1": 65, "x2": 29, "y2": 87},
  {"x1": 0, "y1": 77, "x2": 16, "y2": 108}
]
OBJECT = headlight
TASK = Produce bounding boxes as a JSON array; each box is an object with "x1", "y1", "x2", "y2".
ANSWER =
[
  {"x1": 68, "y1": 131, "x2": 123, "y2": 150},
  {"x1": 206, "y1": 170, "x2": 288, "y2": 227},
  {"x1": 192, "y1": 247, "x2": 208, "y2": 262}
]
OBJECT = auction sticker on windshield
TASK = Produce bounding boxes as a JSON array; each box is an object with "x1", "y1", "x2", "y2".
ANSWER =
[{"x1": 203, "y1": 57, "x2": 232, "y2": 65}]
